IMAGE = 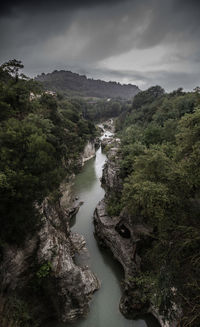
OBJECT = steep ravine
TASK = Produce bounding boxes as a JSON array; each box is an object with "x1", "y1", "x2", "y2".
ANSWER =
[
  {"x1": 0, "y1": 130, "x2": 159, "y2": 327},
  {"x1": 47, "y1": 124, "x2": 159, "y2": 327}
]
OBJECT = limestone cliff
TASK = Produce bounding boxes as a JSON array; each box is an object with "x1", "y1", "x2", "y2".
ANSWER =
[
  {"x1": 0, "y1": 195, "x2": 100, "y2": 326},
  {"x1": 0, "y1": 143, "x2": 100, "y2": 327},
  {"x1": 81, "y1": 140, "x2": 96, "y2": 164}
]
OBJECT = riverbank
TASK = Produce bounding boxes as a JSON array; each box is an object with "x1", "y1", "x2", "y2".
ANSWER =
[{"x1": 65, "y1": 139, "x2": 151, "y2": 327}]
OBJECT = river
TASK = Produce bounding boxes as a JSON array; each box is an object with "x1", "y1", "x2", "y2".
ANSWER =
[{"x1": 49, "y1": 131, "x2": 159, "y2": 327}]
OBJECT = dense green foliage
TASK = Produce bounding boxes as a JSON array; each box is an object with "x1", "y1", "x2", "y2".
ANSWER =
[
  {"x1": 81, "y1": 98, "x2": 131, "y2": 122},
  {"x1": 115, "y1": 86, "x2": 200, "y2": 326},
  {"x1": 35, "y1": 70, "x2": 140, "y2": 99},
  {"x1": 0, "y1": 60, "x2": 96, "y2": 245}
]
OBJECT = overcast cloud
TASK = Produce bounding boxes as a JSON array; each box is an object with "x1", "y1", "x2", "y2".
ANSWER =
[{"x1": 0, "y1": 0, "x2": 200, "y2": 91}]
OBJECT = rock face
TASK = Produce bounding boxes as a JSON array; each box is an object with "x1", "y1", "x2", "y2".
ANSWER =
[
  {"x1": 0, "y1": 144, "x2": 100, "y2": 326},
  {"x1": 94, "y1": 142, "x2": 143, "y2": 317},
  {"x1": 39, "y1": 200, "x2": 100, "y2": 322},
  {"x1": 94, "y1": 200, "x2": 139, "y2": 278},
  {"x1": 0, "y1": 198, "x2": 100, "y2": 326},
  {"x1": 93, "y1": 140, "x2": 158, "y2": 320},
  {"x1": 101, "y1": 146, "x2": 122, "y2": 193},
  {"x1": 94, "y1": 199, "x2": 154, "y2": 319},
  {"x1": 81, "y1": 141, "x2": 96, "y2": 164},
  {"x1": 94, "y1": 139, "x2": 180, "y2": 326},
  {"x1": 77, "y1": 138, "x2": 100, "y2": 168}
]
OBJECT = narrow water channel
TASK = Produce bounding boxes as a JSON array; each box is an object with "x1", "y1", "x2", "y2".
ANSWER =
[{"x1": 50, "y1": 132, "x2": 159, "y2": 327}]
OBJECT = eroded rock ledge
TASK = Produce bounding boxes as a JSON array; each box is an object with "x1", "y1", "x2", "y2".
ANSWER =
[
  {"x1": 0, "y1": 198, "x2": 100, "y2": 326},
  {"x1": 94, "y1": 198, "x2": 155, "y2": 318}
]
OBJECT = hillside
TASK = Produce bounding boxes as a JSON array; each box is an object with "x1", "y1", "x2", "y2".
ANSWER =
[
  {"x1": 0, "y1": 60, "x2": 100, "y2": 326},
  {"x1": 102, "y1": 86, "x2": 200, "y2": 326},
  {"x1": 35, "y1": 70, "x2": 140, "y2": 99}
]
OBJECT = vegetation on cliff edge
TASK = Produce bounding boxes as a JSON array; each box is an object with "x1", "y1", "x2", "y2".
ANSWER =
[
  {"x1": 0, "y1": 60, "x2": 97, "y2": 245},
  {"x1": 115, "y1": 86, "x2": 200, "y2": 326}
]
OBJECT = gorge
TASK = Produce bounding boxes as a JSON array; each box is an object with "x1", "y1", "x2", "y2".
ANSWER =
[
  {"x1": 0, "y1": 61, "x2": 199, "y2": 327},
  {"x1": 45, "y1": 123, "x2": 160, "y2": 327}
]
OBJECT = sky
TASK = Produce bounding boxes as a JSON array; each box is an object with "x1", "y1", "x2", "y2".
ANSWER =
[{"x1": 0, "y1": 0, "x2": 200, "y2": 91}]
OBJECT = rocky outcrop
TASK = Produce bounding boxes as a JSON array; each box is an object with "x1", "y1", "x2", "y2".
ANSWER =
[
  {"x1": 99, "y1": 119, "x2": 115, "y2": 133},
  {"x1": 81, "y1": 141, "x2": 96, "y2": 164},
  {"x1": 150, "y1": 307, "x2": 179, "y2": 327},
  {"x1": 101, "y1": 137, "x2": 120, "y2": 151},
  {"x1": 94, "y1": 199, "x2": 140, "y2": 278},
  {"x1": 101, "y1": 146, "x2": 122, "y2": 193},
  {"x1": 76, "y1": 138, "x2": 100, "y2": 168},
  {"x1": 38, "y1": 200, "x2": 100, "y2": 322},
  {"x1": 0, "y1": 170, "x2": 100, "y2": 326},
  {"x1": 93, "y1": 137, "x2": 182, "y2": 326},
  {"x1": 94, "y1": 197, "x2": 156, "y2": 319},
  {"x1": 60, "y1": 138, "x2": 100, "y2": 210},
  {"x1": 93, "y1": 139, "x2": 162, "y2": 321}
]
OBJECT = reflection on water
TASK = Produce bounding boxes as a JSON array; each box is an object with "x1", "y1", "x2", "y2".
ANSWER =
[
  {"x1": 73, "y1": 157, "x2": 97, "y2": 193},
  {"x1": 46, "y1": 142, "x2": 160, "y2": 327},
  {"x1": 70, "y1": 146, "x2": 147, "y2": 327}
]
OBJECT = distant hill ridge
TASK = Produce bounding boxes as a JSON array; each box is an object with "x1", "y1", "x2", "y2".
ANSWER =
[{"x1": 35, "y1": 70, "x2": 140, "y2": 99}]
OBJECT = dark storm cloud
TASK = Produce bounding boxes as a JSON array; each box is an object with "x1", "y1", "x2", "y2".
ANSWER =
[
  {"x1": 0, "y1": 0, "x2": 200, "y2": 90},
  {"x1": 0, "y1": 0, "x2": 123, "y2": 17},
  {"x1": 137, "y1": 0, "x2": 200, "y2": 49},
  {"x1": 88, "y1": 68, "x2": 200, "y2": 92},
  {"x1": 0, "y1": 0, "x2": 145, "y2": 66}
]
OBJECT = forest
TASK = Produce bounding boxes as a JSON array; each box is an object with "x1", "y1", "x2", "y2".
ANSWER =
[
  {"x1": 0, "y1": 60, "x2": 97, "y2": 246},
  {"x1": 35, "y1": 70, "x2": 139, "y2": 99},
  {"x1": 0, "y1": 60, "x2": 200, "y2": 327},
  {"x1": 110, "y1": 86, "x2": 200, "y2": 326}
]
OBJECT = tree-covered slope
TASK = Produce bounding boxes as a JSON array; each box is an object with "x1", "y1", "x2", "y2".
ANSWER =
[
  {"x1": 0, "y1": 60, "x2": 97, "y2": 245},
  {"x1": 35, "y1": 70, "x2": 140, "y2": 99},
  {"x1": 112, "y1": 86, "x2": 200, "y2": 326}
]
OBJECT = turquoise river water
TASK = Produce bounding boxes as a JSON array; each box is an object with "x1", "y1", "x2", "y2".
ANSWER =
[{"x1": 48, "y1": 132, "x2": 160, "y2": 327}]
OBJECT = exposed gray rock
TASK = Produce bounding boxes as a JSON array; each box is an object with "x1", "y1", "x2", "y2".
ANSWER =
[
  {"x1": 93, "y1": 198, "x2": 155, "y2": 319},
  {"x1": 101, "y1": 146, "x2": 123, "y2": 194},
  {"x1": 60, "y1": 174, "x2": 75, "y2": 209},
  {"x1": 103, "y1": 119, "x2": 115, "y2": 133},
  {"x1": 81, "y1": 141, "x2": 96, "y2": 165},
  {"x1": 93, "y1": 138, "x2": 161, "y2": 321},
  {"x1": 37, "y1": 202, "x2": 100, "y2": 323},
  {"x1": 94, "y1": 199, "x2": 139, "y2": 278},
  {"x1": 94, "y1": 139, "x2": 146, "y2": 318},
  {"x1": 0, "y1": 193, "x2": 99, "y2": 326},
  {"x1": 149, "y1": 307, "x2": 179, "y2": 327},
  {"x1": 101, "y1": 137, "x2": 120, "y2": 151}
]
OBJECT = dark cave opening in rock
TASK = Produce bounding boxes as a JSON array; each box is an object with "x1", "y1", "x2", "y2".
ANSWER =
[{"x1": 115, "y1": 223, "x2": 131, "y2": 239}]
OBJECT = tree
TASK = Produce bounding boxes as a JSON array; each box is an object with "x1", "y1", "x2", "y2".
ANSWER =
[
  {"x1": 116, "y1": 86, "x2": 200, "y2": 324},
  {"x1": 0, "y1": 59, "x2": 97, "y2": 244},
  {"x1": 1, "y1": 59, "x2": 24, "y2": 83},
  {"x1": 193, "y1": 86, "x2": 200, "y2": 93},
  {"x1": 132, "y1": 85, "x2": 165, "y2": 109}
]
